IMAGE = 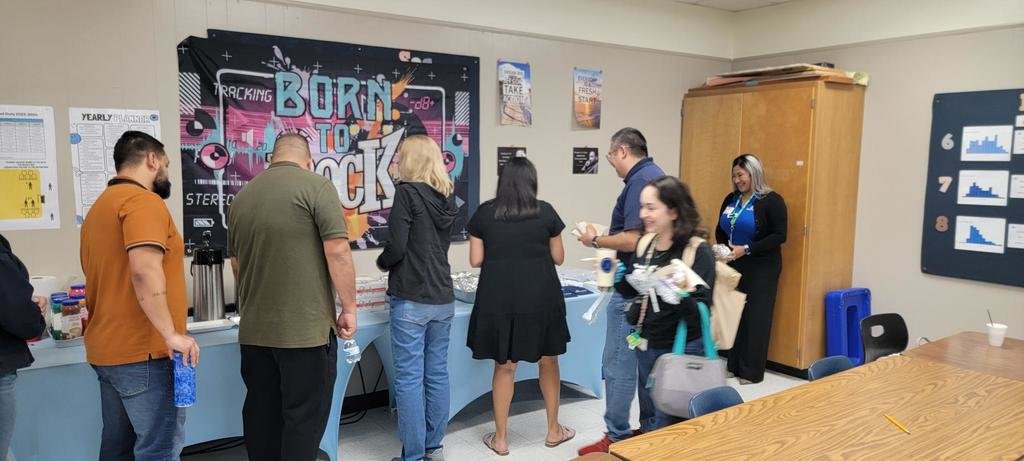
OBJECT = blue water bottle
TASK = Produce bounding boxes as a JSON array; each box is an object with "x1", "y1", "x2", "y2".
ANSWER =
[{"x1": 173, "y1": 352, "x2": 196, "y2": 407}]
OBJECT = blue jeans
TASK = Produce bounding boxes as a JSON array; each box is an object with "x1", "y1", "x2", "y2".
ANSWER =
[
  {"x1": 602, "y1": 292, "x2": 639, "y2": 441},
  {"x1": 390, "y1": 297, "x2": 454, "y2": 461},
  {"x1": 0, "y1": 372, "x2": 15, "y2": 459},
  {"x1": 636, "y1": 339, "x2": 704, "y2": 433},
  {"x1": 92, "y1": 358, "x2": 185, "y2": 461}
]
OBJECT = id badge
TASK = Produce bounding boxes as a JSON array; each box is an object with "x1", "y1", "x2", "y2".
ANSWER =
[{"x1": 626, "y1": 330, "x2": 643, "y2": 350}]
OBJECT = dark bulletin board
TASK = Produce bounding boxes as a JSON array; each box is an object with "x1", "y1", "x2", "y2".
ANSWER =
[{"x1": 921, "y1": 89, "x2": 1024, "y2": 287}]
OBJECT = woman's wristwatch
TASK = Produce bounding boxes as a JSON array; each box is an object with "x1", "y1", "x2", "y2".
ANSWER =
[
  {"x1": 591, "y1": 236, "x2": 600, "y2": 248},
  {"x1": 743, "y1": 244, "x2": 751, "y2": 255}
]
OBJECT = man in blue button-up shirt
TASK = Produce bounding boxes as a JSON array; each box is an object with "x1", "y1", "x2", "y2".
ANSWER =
[{"x1": 577, "y1": 127, "x2": 665, "y2": 455}]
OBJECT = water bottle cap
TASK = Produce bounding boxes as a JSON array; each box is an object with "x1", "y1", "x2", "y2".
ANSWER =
[{"x1": 70, "y1": 284, "x2": 85, "y2": 289}]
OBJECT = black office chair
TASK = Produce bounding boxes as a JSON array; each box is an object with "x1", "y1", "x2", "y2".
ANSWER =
[
  {"x1": 807, "y1": 355, "x2": 854, "y2": 381},
  {"x1": 859, "y1": 313, "x2": 909, "y2": 363}
]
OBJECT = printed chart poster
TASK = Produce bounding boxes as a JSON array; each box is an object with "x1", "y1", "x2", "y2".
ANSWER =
[
  {"x1": 498, "y1": 60, "x2": 532, "y2": 126},
  {"x1": 954, "y1": 215, "x2": 1006, "y2": 254},
  {"x1": 69, "y1": 108, "x2": 161, "y2": 225},
  {"x1": 573, "y1": 147, "x2": 599, "y2": 174},
  {"x1": 573, "y1": 68, "x2": 602, "y2": 129},
  {"x1": 178, "y1": 31, "x2": 480, "y2": 253},
  {"x1": 923, "y1": 89, "x2": 1024, "y2": 287},
  {"x1": 1014, "y1": 130, "x2": 1024, "y2": 154},
  {"x1": 961, "y1": 125, "x2": 1013, "y2": 162},
  {"x1": 0, "y1": 104, "x2": 60, "y2": 231},
  {"x1": 956, "y1": 170, "x2": 1009, "y2": 206},
  {"x1": 497, "y1": 147, "x2": 526, "y2": 176},
  {"x1": 1008, "y1": 223, "x2": 1024, "y2": 249},
  {"x1": 1011, "y1": 175, "x2": 1024, "y2": 199}
]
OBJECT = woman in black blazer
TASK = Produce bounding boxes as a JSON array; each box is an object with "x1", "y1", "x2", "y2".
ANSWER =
[{"x1": 715, "y1": 154, "x2": 787, "y2": 384}]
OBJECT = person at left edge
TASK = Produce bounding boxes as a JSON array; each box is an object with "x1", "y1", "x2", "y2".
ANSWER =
[
  {"x1": 80, "y1": 131, "x2": 200, "y2": 460},
  {"x1": 0, "y1": 234, "x2": 48, "y2": 458},
  {"x1": 228, "y1": 133, "x2": 358, "y2": 461}
]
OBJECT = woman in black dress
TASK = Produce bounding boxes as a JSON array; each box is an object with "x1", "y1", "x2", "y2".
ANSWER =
[{"x1": 466, "y1": 157, "x2": 574, "y2": 456}]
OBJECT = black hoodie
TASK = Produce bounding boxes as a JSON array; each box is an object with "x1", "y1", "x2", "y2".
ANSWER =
[
  {"x1": 0, "y1": 234, "x2": 46, "y2": 374},
  {"x1": 376, "y1": 182, "x2": 459, "y2": 305}
]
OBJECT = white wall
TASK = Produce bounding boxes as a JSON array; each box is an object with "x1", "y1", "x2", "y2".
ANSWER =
[
  {"x1": 0, "y1": 0, "x2": 728, "y2": 303},
  {"x1": 3, "y1": 0, "x2": 1022, "y2": 388},
  {"x1": 276, "y1": 0, "x2": 1024, "y2": 60},
  {"x1": 733, "y1": 0, "x2": 1024, "y2": 58},
  {"x1": 278, "y1": 0, "x2": 738, "y2": 58},
  {"x1": 733, "y1": 26, "x2": 1024, "y2": 344}
]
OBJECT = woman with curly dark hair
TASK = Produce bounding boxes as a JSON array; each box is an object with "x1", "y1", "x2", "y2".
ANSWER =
[{"x1": 615, "y1": 175, "x2": 716, "y2": 431}]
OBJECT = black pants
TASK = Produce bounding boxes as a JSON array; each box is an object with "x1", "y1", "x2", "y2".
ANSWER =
[
  {"x1": 240, "y1": 335, "x2": 337, "y2": 461},
  {"x1": 726, "y1": 255, "x2": 781, "y2": 383}
]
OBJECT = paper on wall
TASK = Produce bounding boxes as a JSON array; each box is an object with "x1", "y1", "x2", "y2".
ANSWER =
[
  {"x1": 0, "y1": 104, "x2": 61, "y2": 231},
  {"x1": 69, "y1": 108, "x2": 161, "y2": 225}
]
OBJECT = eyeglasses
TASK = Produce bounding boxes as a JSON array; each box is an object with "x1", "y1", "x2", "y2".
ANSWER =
[{"x1": 606, "y1": 145, "x2": 629, "y2": 159}]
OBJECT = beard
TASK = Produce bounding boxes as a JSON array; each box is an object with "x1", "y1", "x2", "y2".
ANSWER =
[{"x1": 153, "y1": 177, "x2": 172, "y2": 199}]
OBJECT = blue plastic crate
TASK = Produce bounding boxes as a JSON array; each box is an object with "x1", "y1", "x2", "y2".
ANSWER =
[{"x1": 825, "y1": 288, "x2": 871, "y2": 366}]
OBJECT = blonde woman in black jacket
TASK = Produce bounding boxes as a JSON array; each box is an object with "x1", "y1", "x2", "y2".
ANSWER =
[
  {"x1": 376, "y1": 135, "x2": 459, "y2": 461},
  {"x1": 715, "y1": 154, "x2": 787, "y2": 384}
]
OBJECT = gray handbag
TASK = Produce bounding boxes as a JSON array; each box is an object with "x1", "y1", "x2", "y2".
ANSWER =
[{"x1": 648, "y1": 301, "x2": 726, "y2": 418}]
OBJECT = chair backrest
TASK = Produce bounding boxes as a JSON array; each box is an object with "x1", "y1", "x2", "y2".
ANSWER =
[
  {"x1": 807, "y1": 355, "x2": 854, "y2": 381},
  {"x1": 688, "y1": 386, "x2": 743, "y2": 418},
  {"x1": 859, "y1": 313, "x2": 909, "y2": 363}
]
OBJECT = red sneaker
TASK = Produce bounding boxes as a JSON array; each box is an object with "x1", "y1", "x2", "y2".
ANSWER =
[{"x1": 577, "y1": 435, "x2": 613, "y2": 455}]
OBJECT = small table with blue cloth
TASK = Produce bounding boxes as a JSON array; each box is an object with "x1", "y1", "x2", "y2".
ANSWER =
[
  {"x1": 11, "y1": 290, "x2": 605, "y2": 461},
  {"x1": 445, "y1": 287, "x2": 606, "y2": 417}
]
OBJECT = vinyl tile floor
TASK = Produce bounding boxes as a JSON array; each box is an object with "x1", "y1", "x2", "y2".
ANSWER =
[{"x1": 186, "y1": 368, "x2": 805, "y2": 461}]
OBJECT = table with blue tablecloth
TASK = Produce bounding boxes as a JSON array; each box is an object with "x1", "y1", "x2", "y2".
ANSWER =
[{"x1": 11, "y1": 290, "x2": 606, "y2": 461}]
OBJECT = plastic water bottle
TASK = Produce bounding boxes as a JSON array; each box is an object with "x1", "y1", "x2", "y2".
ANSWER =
[
  {"x1": 173, "y1": 352, "x2": 197, "y2": 407},
  {"x1": 343, "y1": 339, "x2": 361, "y2": 364}
]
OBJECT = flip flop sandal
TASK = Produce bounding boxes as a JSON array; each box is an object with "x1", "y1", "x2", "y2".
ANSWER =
[
  {"x1": 544, "y1": 425, "x2": 576, "y2": 448},
  {"x1": 483, "y1": 432, "x2": 509, "y2": 456}
]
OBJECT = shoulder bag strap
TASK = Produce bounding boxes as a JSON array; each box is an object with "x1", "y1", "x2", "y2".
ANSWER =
[{"x1": 671, "y1": 301, "x2": 719, "y2": 359}]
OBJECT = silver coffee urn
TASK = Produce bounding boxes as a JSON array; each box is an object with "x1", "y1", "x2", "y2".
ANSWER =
[{"x1": 191, "y1": 230, "x2": 225, "y2": 321}]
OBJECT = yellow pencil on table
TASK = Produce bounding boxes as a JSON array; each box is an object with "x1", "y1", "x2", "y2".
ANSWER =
[{"x1": 884, "y1": 414, "x2": 911, "y2": 434}]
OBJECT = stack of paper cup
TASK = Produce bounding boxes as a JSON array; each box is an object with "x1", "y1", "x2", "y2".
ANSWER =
[
  {"x1": 30, "y1": 275, "x2": 59, "y2": 332},
  {"x1": 29, "y1": 275, "x2": 59, "y2": 297}
]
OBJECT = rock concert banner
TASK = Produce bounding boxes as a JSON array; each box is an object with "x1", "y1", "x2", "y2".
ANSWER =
[{"x1": 177, "y1": 30, "x2": 479, "y2": 253}]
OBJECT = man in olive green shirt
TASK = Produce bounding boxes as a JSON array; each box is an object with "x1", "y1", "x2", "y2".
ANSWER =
[{"x1": 228, "y1": 133, "x2": 357, "y2": 461}]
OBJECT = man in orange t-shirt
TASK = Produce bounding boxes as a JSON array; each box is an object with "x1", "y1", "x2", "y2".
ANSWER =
[{"x1": 80, "y1": 131, "x2": 199, "y2": 459}]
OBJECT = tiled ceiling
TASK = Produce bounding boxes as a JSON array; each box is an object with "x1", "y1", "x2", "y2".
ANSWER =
[{"x1": 675, "y1": 0, "x2": 795, "y2": 12}]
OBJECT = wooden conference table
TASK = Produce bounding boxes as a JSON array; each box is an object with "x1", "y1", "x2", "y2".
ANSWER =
[
  {"x1": 904, "y1": 331, "x2": 1024, "y2": 382},
  {"x1": 611, "y1": 332, "x2": 1024, "y2": 460}
]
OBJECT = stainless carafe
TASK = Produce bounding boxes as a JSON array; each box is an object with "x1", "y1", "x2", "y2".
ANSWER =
[{"x1": 191, "y1": 231, "x2": 225, "y2": 321}]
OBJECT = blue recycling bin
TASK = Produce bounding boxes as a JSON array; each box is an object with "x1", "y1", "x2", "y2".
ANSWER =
[{"x1": 825, "y1": 288, "x2": 871, "y2": 366}]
